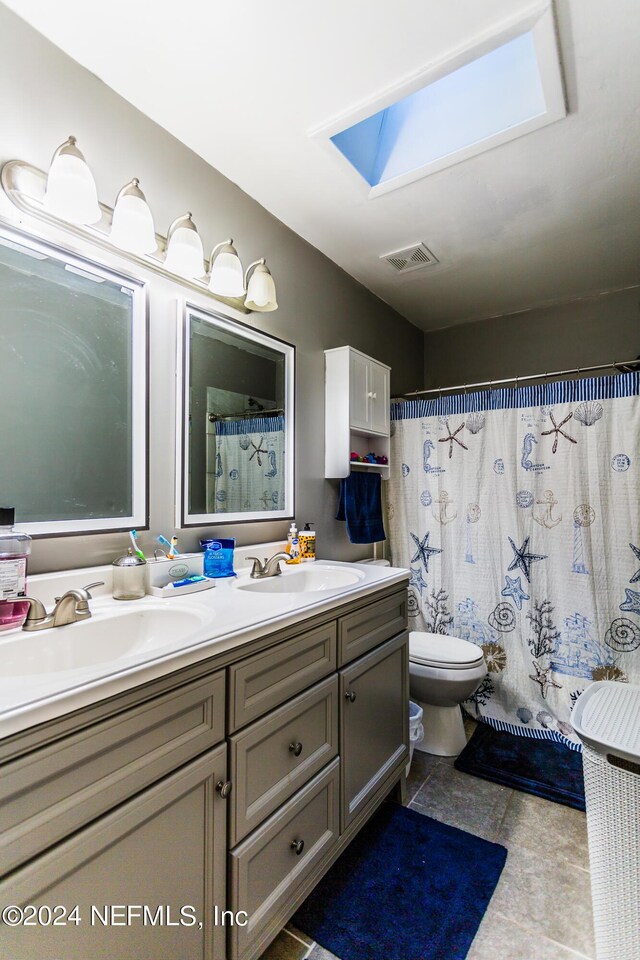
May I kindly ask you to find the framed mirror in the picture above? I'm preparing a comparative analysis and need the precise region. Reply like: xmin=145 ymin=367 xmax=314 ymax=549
xmin=0 ymin=224 xmax=147 ymax=536
xmin=178 ymin=303 xmax=295 ymax=525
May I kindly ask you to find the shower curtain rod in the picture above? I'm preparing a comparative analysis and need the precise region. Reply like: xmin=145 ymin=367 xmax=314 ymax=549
xmin=208 ymin=409 xmax=284 ymax=422
xmin=402 ymin=358 xmax=640 ymax=398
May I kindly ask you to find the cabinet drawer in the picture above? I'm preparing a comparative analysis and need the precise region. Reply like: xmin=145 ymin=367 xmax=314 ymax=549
xmin=229 ymin=759 xmax=339 ymax=960
xmin=229 ymin=675 xmax=339 ymax=845
xmin=0 ymin=671 xmax=225 ymax=875
xmin=229 ymin=621 xmax=337 ymax=731
xmin=338 ymin=589 xmax=407 ymax=665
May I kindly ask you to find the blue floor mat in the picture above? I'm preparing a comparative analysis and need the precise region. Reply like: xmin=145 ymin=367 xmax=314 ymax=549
xmin=454 ymin=722 xmax=585 ymax=811
xmin=293 ymin=801 xmax=507 ymax=960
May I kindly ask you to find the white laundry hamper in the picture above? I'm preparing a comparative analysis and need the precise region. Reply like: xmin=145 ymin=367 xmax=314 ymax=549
xmin=572 ymin=681 xmax=640 ymax=960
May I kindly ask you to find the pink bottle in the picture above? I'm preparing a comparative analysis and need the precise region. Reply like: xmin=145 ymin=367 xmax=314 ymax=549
xmin=0 ymin=507 xmax=31 ymax=632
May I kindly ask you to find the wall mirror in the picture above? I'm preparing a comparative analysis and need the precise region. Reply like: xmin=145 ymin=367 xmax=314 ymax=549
xmin=178 ymin=303 xmax=294 ymax=525
xmin=0 ymin=224 xmax=147 ymax=536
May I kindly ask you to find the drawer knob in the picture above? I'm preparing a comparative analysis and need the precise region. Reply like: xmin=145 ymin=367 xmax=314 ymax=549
xmin=216 ymin=780 xmax=233 ymax=799
xmin=290 ymin=839 xmax=305 ymax=855
xmin=289 ymin=741 xmax=303 ymax=757
xmin=345 ymin=690 xmax=357 ymax=702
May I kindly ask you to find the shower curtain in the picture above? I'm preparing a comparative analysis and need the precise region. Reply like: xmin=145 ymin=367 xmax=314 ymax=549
xmin=387 ymin=372 xmax=640 ymax=749
xmin=209 ymin=415 xmax=285 ymax=513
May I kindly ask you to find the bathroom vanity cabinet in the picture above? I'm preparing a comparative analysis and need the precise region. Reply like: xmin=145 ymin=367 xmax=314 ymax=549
xmin=0 ymin=584 xmax=408 ymax=960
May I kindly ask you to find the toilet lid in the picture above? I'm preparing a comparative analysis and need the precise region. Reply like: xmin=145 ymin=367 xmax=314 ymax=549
xmin=409 ymin=631 xmax=484 ymax=669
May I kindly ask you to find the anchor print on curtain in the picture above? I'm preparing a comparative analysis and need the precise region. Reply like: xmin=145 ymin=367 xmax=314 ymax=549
xmin=387 ymin=373 xmax=640 ymax=749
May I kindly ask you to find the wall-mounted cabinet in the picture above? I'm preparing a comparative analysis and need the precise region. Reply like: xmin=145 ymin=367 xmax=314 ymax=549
xmin=324 ymin=346 xmax=391 ymax=479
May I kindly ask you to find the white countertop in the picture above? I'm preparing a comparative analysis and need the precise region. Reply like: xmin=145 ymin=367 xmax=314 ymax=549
xmin=0 ymin=557 xmax=409 ymax=739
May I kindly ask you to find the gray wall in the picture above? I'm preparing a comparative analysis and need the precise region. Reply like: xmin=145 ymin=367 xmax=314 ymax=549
xmin=0 ymin=5 xmax=424 ymax=573
xmin=423 ymin=286 xmax=640 ymax=389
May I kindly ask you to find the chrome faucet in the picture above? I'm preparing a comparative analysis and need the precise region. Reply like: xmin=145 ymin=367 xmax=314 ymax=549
xmin=20 ymin=581 xmax=105 ymax=631
xmin=247 ymin=553 xmax=291 ymax=579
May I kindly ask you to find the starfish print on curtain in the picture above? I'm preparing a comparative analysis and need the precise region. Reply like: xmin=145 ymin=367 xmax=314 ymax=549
xmin=629 ymin=543 xmax=640 ymax=583
xmin=410 ymin=531 xmax=442 ymax=574
xmin=620 ymin=588 xmax=640 ymax=617
xmin=410 ymin=566 xmax=428 ymax=595
xmin=541 ymin=411 xmax=577 ymax=454
xmin=529 ymin=660 xmax=563 ymax=699
xmin=508 ymin=536 xmax=547 ymax=582
xmin=501 ymin=575 xmax=530 ymax=611
xmin=249 ymin=437 xmax=268 ymax=466
xmin=438 ymin=420 xmax=468 ymax=459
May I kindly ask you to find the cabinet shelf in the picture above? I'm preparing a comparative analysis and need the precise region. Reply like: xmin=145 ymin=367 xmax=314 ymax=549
xmin=349 ymin=461 xmax=390 ymax=472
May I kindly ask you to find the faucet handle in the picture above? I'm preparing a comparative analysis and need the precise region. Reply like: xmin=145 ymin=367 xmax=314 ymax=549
xmin=247 ymin=557 xmax=265 ymax=578
xmin=21 ymin=597 xmax=48 ymax=625
xmin=82 ymin=581 xmax=105 ymax=598
xmin=54 ymin=581 xmax=104 ymax=603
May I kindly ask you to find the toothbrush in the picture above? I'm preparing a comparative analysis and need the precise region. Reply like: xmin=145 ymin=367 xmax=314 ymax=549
xmin=156 ymin=535 xmax=180 ymax=558
xmin=129 ymin=529 xmax=146 ymax=561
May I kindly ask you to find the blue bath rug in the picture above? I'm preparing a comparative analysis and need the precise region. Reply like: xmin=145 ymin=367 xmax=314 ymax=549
xmin=293 ymin=802 xmax=506 ymax=960
xmin=454 ymin=722 xmax=585 ymax=811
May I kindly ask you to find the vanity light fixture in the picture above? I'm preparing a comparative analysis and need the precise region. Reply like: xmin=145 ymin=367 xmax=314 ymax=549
xmin=2 ymin=141 xmax=279 ymax=313
xmin=207 ymin=239 xmax=245 ymax=298
xmin=244 ymin=259 xmax=278 ymax=312
xmin=164 ymin=212 xmax=205 ymax=279
xmin=109 ymin=178 xmax=157 ymax=255
xmin=43 ymin=136 xmax=101 ymax=225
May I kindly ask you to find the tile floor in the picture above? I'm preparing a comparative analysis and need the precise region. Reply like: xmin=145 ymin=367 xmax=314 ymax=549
xmin=258 ymin=721 xmax=594 ymax=960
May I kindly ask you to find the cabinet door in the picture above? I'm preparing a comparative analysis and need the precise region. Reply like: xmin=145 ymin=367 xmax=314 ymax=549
xmin=368 ymin=361 xmax=390 ymax=436
xmin=340 ymin=633 xmax=409 ymax=830
xmin=349 ymin=350 xmax=370 ymax=431
xmin=0 ymin=745 xmax=228 ymax=960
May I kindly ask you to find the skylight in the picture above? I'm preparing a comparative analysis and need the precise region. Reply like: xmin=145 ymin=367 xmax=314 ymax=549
xmin=316 ymin=4 xmax=565 ymax=197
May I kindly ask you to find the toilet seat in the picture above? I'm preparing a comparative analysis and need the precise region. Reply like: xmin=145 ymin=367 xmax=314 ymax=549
xmin=409 ymin=631 xmax=484 ymax=670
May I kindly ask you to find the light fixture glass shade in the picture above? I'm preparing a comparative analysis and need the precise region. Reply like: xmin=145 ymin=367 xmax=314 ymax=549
xmin=244 ymin=260 xmax=278 ymax=311
xmin=110 ymin=179 xmax=156 ymax=255
xmin=43 ymin=136 xmax=101 ymax=225
xmin=164 ymin=213 xmax=204 ymax=278
xmin=208 ymin=240 xmax=245 ymax=297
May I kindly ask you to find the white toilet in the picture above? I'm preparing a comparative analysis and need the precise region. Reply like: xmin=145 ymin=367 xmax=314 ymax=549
xmin=409 ymin=631 xmax=487 ymax=757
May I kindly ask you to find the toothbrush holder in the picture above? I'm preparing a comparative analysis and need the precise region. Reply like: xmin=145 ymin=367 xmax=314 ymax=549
xmin=144 ymin=553 xmax=205 ymax=594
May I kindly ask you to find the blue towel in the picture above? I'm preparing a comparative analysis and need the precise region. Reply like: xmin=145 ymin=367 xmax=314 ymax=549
xmin=336 ymin=472 xmax=386 ymax=544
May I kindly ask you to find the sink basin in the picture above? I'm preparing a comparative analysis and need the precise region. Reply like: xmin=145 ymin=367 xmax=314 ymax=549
xmin=237 ymin=564 xmax=365 ymax=594
xmin=0 ymin=604 xmax=210 ymax=676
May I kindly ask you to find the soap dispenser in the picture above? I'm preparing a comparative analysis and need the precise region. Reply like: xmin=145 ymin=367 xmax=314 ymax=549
xmin=285 ymin=522 xmax=301 ymax=564
xmin=0 ymin=507 xmax=31 ymax=631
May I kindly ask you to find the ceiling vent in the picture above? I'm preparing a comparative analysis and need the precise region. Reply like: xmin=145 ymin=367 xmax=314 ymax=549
xmin=380 ymin=242 xmax=438 ymax=273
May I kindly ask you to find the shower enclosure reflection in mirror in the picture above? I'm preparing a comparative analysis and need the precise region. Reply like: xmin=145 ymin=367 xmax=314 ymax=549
xmin=176 ymin=302 xmax=295 ymax=526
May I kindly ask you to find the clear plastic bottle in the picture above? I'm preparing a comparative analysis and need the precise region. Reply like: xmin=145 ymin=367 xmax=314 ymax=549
xmin=0 ymin=507 xmax=31 ymax=632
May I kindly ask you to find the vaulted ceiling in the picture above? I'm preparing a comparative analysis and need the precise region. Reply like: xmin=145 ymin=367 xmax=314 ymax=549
xmin=4 ymin=0 xmax=640 ymax=331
